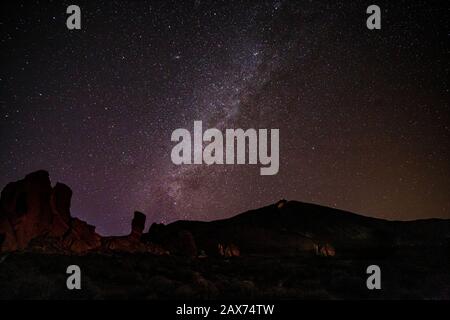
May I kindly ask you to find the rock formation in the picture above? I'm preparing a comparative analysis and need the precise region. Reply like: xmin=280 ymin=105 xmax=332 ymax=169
xmin=102 ymin=211 xmax=167 ymax=254
xmin=0 ymin=171 xmax=165 ymax=255
xmin=314 ymin=243 xmax=336 ymax=257
xmin=144 ymin=223 xmax=197 ymax=257
xmin=0 ymin=170 xmax=101 ymax=253
xmin=0 ymin=170 xmax=53 ymax=251
xmin=0 ymin=171 xmax=343 ymax=258
xmin=276 ymin=199 xmax=287 ymax=209
xmin=131 ymin=211 xmax=146 ymax=239
xmin=4 ymin=171 xmax=448 ymax=259
xmin=218 ymin=243 xmax=240 ymax=257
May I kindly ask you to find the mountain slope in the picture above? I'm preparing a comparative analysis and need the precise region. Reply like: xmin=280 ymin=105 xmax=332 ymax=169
xmin=144 ymin=200 xmax=450 ymax=257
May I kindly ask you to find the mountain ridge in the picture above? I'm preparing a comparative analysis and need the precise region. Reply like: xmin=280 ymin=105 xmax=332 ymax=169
xmin=1 ymin=171 xmax=449 ymax=258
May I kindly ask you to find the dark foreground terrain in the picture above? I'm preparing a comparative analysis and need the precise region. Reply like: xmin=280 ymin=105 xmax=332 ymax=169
xmin=1 ymin=171 xmax=449 ymax=299
xmin=0 ymin=246 xmax=448 ymax=300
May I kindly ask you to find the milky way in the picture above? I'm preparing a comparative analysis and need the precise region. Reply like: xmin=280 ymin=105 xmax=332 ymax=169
xmin=1 ymin=1 xmax=449 ymax=235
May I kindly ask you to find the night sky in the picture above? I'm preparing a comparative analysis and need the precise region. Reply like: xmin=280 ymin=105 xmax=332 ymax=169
xmin=1 ymin=0 xmax=449 ymax=235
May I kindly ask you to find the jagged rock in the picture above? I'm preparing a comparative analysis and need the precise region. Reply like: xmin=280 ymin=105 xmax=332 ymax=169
xmin=276 ymin=199 xmax=287 ymax=209
xmin=102 ymin=211 xmax=144 ymax=252
xmin=0 ymin=217 xmax=17 ymax=251
xmin=0 ymin=171 xmax=101 ymax=253
xmin=48 ymin=183 xmax=72 ymax=237
xmin=315 ymin=243 xmax=336 ymax=257
xmin=63 ymin=218 xmax=101 ymax=253
xmin=131 ymin=211 xmax=146 ymax=239
xmin=0 ymin=172 xmax=170 ymax=255
xmin=0 ymin=170 xmax=54 ymax=251
xmin=101 ymin=212 xmax=168 ymax=254
xmin=51 ymin=183 xmax=72 ymax=222
xmin=218 ymin=243 xmax=240 ymax=257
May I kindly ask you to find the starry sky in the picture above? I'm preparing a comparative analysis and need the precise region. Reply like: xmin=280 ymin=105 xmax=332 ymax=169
xmin=1 ymin=0 xmax=449 ymax=235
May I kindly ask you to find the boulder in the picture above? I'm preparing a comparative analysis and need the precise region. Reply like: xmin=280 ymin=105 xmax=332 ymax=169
xmin=315 ymin=243 xmax=336 ymax=257
xmin=218 ymin=243 xmax=240 ymax=257
xmin=276 ymin=199 xmax=288 ymax=209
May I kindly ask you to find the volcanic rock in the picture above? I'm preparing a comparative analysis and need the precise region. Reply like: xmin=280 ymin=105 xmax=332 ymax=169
xmin=218 ymin=243 xmax=240 ymax=257
xmin=0 ymin=171 xmax=101 ymax=253
xmin=131 ymin=211 xmax=146 ymax=239
xmin=315 ymin=243 xmax=336 ymax=257
xmin=145 ymin=223 xmax=197 ymax=257
xmin=63 ymin=218 xmax=101 ymax=253
xmin=102 ymin=211 xmax=167 ymax=254
xmin=0 ymin=170 xmax=55 ymax=251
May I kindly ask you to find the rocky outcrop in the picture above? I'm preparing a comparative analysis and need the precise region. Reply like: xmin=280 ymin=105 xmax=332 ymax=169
xmin=144 ymin=223 xmax=197 ymax=257
xmin=0 ymin=172 xmax=365 ymax=258
xmin=218 ymin=243 xmax=240 ymax=257
xmin=0 ymin=171 xmax=167 ymax=255
xmin=314 ymin=243 xmax=336 ymax=257
xmin=276 ymin=199 xmax=287 ymax=209
xmin=0 ymin=170 xmax=53 ymax=251
xmin=0 ymin=170 xmax=101 ymax=253
xmin=131 ymin=211 xmax=146 ymax=239
xmin=63 ymin=218 xmax=102 ymax=253
xmin=8 ymin=172 xmax=447 ymax=260
xmin=102 ymin=211 xmax=168 ymax=254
